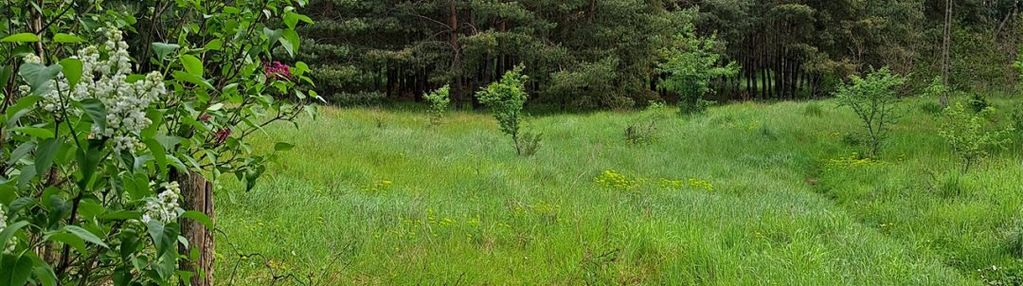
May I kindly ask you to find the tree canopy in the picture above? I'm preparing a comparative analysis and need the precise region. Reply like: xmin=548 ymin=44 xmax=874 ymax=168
xmin=301 ymin=0 xmax=1022 ymax=108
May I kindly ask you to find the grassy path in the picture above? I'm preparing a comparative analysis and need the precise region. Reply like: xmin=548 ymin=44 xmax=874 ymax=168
xmin=214 ymin=98 xmax=1021 ymax=285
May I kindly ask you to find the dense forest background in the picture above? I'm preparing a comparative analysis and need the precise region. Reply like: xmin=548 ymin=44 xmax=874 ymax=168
xmin=297 ymin=0 xmax=1022 ymax=109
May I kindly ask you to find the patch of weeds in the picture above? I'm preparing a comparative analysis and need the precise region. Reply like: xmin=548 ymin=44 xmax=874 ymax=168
xmin=928 ymin=172 xmax=965 ymax=198
xmin=658 ymin=178 xmax=714 ymax=192
xmin=709 ymin=114 xmax=737 ymax=125
xmin=626 ymin=121 xmax=658 ymax=145
xmin=758 ymin=124 xmax=778 ymax=140
xmin=626 ymin=101 xmax=668 ymax=145
xmin=1011 ymin=104 xmax=1023 ymax=135
xmin=515 ymin=130 xmax=543 ymax=157
xmin=578 ymin=247 xmax=621 ymax=285
xmin=596 ymin=170 xmax=638 ymax=191
xmin=1002 ymin=218 xmax=1023 ymax=259
xmin=362 ymin=179 xmax=394 ymax=193
xmin=686 ymin=178 xmax=714 ymax=192
xmin=920 ymin=101 xmax=945 ymax=116
xmin=724 ymin=118 xmax=762 ymax=131
xmin=841 ymin=133 xmax=863 ymax=147
xmin=977 ymin=263 xmax=1023 ymax=286
xmin=824 ymin=153 xmax=882 ymax=171
xmin=803 ymin=102 xmax=824 ymax=117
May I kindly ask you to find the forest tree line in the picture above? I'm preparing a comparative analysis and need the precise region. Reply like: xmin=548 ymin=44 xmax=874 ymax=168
xmin=298 ymin=0 xmax=1023 ymax=109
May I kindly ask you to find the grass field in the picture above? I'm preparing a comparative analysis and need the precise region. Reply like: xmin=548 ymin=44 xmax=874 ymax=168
xmin=212 ymin=96 xmax=1022 ymax=285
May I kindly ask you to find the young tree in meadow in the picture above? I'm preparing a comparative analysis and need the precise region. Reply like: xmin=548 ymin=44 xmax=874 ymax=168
xmin=476 ymin=66 xmax=540 ymax=156
xmin=939 ymin=102 xmax=1014 ymax=173
xmin=656 ymin=25 xmax=738 ymax=114
xmin=424 ymin=85 xmax=451 ymax=125
xmin=835 ymin=67 xmax=906 ymax=157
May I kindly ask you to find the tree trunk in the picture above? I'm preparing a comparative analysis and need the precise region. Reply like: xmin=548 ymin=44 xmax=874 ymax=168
xmin=940 ymin=0 xmax=953 ymax=106
xmin=449 ymin=0 xmax=464 ymax=107
xmin=177 ymin=171 xmax=215 ymax=286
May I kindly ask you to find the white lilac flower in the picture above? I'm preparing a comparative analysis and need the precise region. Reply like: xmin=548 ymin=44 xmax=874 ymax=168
xmin=0 ymin=205 xmax=7 ymax=231
xmin=142 ymin=181 xmax=184 ymax=224
xmin=22 ymin=27 xmax=167 ymax=153
xmin=0 ymin=205 xmax=13 ymax=253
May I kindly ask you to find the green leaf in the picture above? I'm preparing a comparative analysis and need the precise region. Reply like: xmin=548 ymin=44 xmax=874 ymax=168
xmin=151 ymin=42 xmax=180 ymax=61
xmin=79 ymin=99 xmax=107 ymax=131
xmin=181 ymin=211 xmax=214 ymax=229
xmin=122 ymin=172 xmax=151 ymax=201
xmin=10 ymin=127 xmax=53 ymax=139
xmin=155 ymin=247 xmax=176 ymax=279
xmin=7 ymin=142 xmax=34 ymax=165
xmin=284 ymin=12 xmax=300 ymax=30
xmin=17 ymin=167 xmax=36 ymax=190
xmin=63 ymin=225 xmax=108 ymax=248
xmin=32 ymin=261 xmax=58 ymax=286
xmin=52 ymin=33 xmax=83 ymax=43
xmin=245 ymin=165 xmax=266 ymax=192
xmin=204 ymin=39 xmax=223 ymax=51
xmin=273 ymin=142 xmax=294 ymax=151
xmin=78 ymin=199 xmax=105 ymax=219
xmin=144 ymin=138 xmax=167 ymax=175
xmin=0 ymin=65 xmax=13 ymax=91
xmin=46 ymin=232 xmax=87 ymax=254
xmin=99 ymin=210 xmax=140 ymax=221
xmin=263 ymin=28 xmax=282 ymax=45
xmin=166 ymin=155 xmax=188 ymax=173
xmin=2 ymin=254 xmax=33 ymax=286
xmin=173 ymin=71 xmax=214 ymax=90
xmin=141 ymin=109 xmax=165 ymax=138
xmin=297 ymin=14 xmax=314 ymax=25
xmin=34 ymin=138 xmax=60 ymax=174
xmin=180 ymin=54 xmax=203 ymax=77
xmin=293 ymin=61 xmax=309 ymax=77
xmin=146 ymin=220 xmax=165 ymax=250
xmin=1 ymin=32 xmax=39 ymax=43
xmin=125 ymin=74 xmax=145 ymax=83
xmin=279 ymin=29 xmax=300 ymax=57
xmin=0 ymin=221 xmax=29 ymax=252
xmin=206 ymin=103 xmax=224 ymax=111
xmin=5 ymin=96 xmax=40 ymax=127
xmin=154 ymin=135 xmax=182 ymax=150
xmin=18 ymin=63 xmax=62 ymax=93
xmin=75 ymin=140 xmax=104 ymax=191
xmin=59 ymin=58 xmax=83 ymax=88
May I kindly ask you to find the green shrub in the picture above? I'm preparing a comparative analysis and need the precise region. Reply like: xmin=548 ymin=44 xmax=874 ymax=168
xmin=922 ymin=76 xmax=950 ymax=99
xmin=424 ymin=85 xmax=451 ymax=125
xmin=476 ymin=66 xmax=540 ymax=156
xmin=1011 ymin=104 xmax=1023 ymax=134
xmin=938 ymin=102 xmax=1014 ymax=173
xmin=968 ymin=93 xmax=990 ymax=113
xmin=920 ymin=77 xmax=949 ymax=115
xmin=835 ymin=67 xmax=906 ymax=157
xmin=545 ymin=57 xmax=633 ymax=109
xmin=656 ymin=24 xmax=737 ymax=115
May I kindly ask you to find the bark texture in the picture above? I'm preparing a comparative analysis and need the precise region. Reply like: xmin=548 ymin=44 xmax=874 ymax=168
xmin=177 ymin=171 xmax=215 ymax=286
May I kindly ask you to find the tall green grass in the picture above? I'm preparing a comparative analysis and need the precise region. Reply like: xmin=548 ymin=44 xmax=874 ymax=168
xmin=214 ymin=96 xmax=1021 ymax=285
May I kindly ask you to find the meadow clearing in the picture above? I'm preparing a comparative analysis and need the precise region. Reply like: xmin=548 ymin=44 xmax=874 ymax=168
xmin=216 ymin=96 xmax=1022 ymax=285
